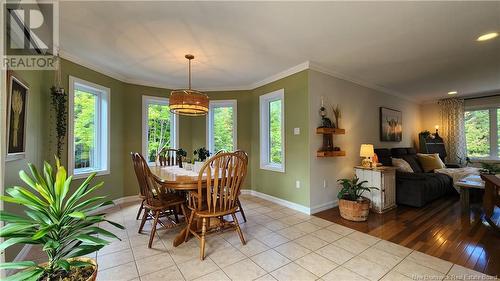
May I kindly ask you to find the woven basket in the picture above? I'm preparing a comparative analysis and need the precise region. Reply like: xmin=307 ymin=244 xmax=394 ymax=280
xmin=339 ymin=198 xmax=370 ymax=222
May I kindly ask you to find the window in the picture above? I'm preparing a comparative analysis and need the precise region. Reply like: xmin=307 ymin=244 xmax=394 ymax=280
xmin=142 ymin=96 xmax=178 ymax=163
xmin=68 ymin=76 xmax=110 ymax=178
xmin=207 ymin=100 xmax=237 ymax=153
xmin=260 ymin=89 xmax=285 ymax=172
xmin=465 ymin=107 xmax=499 ymax=159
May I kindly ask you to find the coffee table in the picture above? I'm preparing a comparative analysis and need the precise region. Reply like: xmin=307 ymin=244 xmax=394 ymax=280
xmin=455 ymin=175 xmax=484 ymax=210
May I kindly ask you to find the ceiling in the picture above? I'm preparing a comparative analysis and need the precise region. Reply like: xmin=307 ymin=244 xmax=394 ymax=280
xmin=59 ymin=1 xmax=500 ymax=102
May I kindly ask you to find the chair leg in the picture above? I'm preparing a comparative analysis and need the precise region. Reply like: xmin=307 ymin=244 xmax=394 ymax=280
xmin=173 ymin=207 xmax=180 ymax=223
xmin=148 ymin=211 xmax=160 ymax=248
xmin=139 ymin=208 xmax=148 ymax=233
xmin=237 ymin=198 xmax=247 ymax=223
xmin=136 ymin=200 xmax=144 ymax=220
xmin=200 ymin=217 xmax=207 ymax=260
xmin=232 ymin=213 xmax=246 ymax=245
xmin=184 ymin=210 xmax=195 ymax=242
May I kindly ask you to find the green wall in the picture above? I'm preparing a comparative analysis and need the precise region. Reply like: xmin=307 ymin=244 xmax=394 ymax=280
xmin=251 ymin=70 xmax=310 ymax=207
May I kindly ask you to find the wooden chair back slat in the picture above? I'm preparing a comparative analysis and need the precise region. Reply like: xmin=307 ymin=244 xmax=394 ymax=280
xmin=195 ymin=152 xmax=247 ymax=214
xmin=131 ymin=152 xmax=148 ymax=198
xmin=132 ymin=152 xmax=172 ymax=206
xmin=156 ymin=147 xmax=178 ymax=166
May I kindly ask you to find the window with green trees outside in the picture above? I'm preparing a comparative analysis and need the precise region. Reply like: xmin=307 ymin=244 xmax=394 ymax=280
xmin=464 ymin=107 xmax=500 ymax=159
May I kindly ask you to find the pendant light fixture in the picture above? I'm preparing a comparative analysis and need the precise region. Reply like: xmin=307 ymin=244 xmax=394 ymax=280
xmin=169 ymin=54 xmax=209 ymax=116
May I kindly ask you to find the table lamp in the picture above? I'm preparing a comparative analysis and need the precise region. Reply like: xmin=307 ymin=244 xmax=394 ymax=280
xmin=360 ymin=144 xmax=374 ymax=168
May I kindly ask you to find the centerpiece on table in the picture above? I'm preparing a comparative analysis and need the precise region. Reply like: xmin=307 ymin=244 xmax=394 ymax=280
xmin=337 ymin=176 xmax=378 ymax=222
xmin=193 ymin=147 xmax=210 ymax=173
xmin=0 ymin=158 xmax=124 ymax=281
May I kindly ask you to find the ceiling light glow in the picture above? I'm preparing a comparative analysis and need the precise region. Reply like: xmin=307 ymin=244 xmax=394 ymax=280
xmin=448 ymin=91 xmax=457 ymax=95
xmin=476 ymin=32 xmax=498 ymax=41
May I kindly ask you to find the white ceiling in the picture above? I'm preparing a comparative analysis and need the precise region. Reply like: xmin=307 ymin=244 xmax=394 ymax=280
xmin=59 ymin=1 xmax=500 ymax=102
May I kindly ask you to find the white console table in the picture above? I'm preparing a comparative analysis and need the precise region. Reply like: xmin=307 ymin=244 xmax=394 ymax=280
xmin=354 ymin=166 xmax=397 ymax=213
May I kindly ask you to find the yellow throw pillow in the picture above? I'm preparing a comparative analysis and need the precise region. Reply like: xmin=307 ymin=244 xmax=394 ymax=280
xmin=416 ymin=153 xmax=446 ymax=172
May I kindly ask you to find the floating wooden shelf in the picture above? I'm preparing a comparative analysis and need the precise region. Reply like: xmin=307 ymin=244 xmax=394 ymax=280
xmin=316 ymin=128 xmax=345 ymax=134
xmin=316 ymin=150 xmax=346 ymax=157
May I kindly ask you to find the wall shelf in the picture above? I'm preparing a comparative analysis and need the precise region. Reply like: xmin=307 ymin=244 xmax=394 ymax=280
xmin=316 ymin=128 xmax=345 ymax=134
xmin=317 ymin=150 xmax=346 ymax=157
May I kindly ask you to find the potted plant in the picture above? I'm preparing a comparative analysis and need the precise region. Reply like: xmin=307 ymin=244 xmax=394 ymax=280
xmin=193 ymin=147 xmax=210 ymax=172
xmin=0 ymin=159 xmax=124 ymax=281
xmin=337 ymin=177 xmax=378 ymax=222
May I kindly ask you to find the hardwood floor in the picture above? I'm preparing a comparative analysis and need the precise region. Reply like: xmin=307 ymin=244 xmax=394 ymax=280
xmin=314 ymin=195 xmax=500 ymax=276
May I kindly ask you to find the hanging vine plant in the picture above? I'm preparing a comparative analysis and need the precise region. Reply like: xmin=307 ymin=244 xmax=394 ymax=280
xmin=51 ymin=85 xmax=67 ymax=158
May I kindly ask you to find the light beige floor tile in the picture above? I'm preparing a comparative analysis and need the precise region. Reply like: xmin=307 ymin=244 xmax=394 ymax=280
xmin=135 ymin=252 xmax=175 ymax=276
xmin=209 ymin=246 xmax=247 ymax=268
xmin=347 ymin=231 xmax=380 ymax=246
xmin=343 ymin=256 xmax=391 ymax=281
xmin=98 ymin=249 xmax=134 ymax=270
xmin=98 ymin=239 xmax=131 ymax=256
xmin=279 ymin=216 xmax=304 ymax=226
xmin=315 ymin=244 xmax=355 ymax=265
xmin=264 ymin=220 xmax=289 ymax=231
xmin=97 ymin=261 xmax=139 ymax=281
xmin=131 ymin=243 xmax=167 ymax=259
xmin=308 ymin=217 xmax=333 ymax=227
xmin=169 ymin=245 xmax=201 ymax=264
xmin=222 ymin=258 xmax=267 ymax=281
xmin=293 ymin=222 xmax=322 ymax=233
xmin=406 ymin=251 xmax=453 ymax=274
xmin=395 ymin=259 xmax=445 ymax=280
xmin=254 ymin=274 xmax=278 ymax=281
xmin=293 ymin=213 xmax=311 ymax=220
xmin=333 ymin=237 xmax=371 ymax=254
xmin=372 ymin=239 xmax=413 ymax=258
xmin=193 ymin=269 xmax=230 ymax=281
xmin=257 ymin=232 xmax=290 ymax=247
xmin=267 ymin=211 xmax=288 ymax=220
xmin=275 ymin=241 xmax=312 ymax=260
xmin=177 ymin=257 xmax=219 ymax=280
xmin=380 ymin=270 xmax=414 ymax=281
xmin=326 ymin=223 xmax=355 ymax=236
xmin=359 ymin=246 xmax=403 ymax=268
xmin=276 ymin=226 xmax=307 ymax=240
xmin=270 ymin=262 xmax=318 ymax=281
xmin=246 ymin=225 xmax=273 ymax=237
xmin=251 ymin=249 xmax=291 ymax=272
xmin=295 ymin=252 xmax=339 ymax=277
xmin=310 ymin=228 xmax=343 ymax=243
xmin=139 ymin=265 xmax=185 ymax=281
xmin=322 ymin=266 xmax=369 ymax=281
xmin=235 ymin=238 xmax=270 ymax=257
xmin=445 ymin=264 xmax=493 ymax=280
xmin=294 ymin=234 xmax=330 ymax=251
xmin=203 ymin=236 xmax=233 ymax=254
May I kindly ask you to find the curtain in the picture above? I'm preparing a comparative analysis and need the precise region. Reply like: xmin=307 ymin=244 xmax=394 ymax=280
xmin=438 ymin=98 xmax=466 ymax=164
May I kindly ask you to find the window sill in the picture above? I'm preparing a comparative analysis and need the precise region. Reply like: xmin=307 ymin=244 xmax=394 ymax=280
xmin=73 ymin=169 xmax=110 ymax=179
xmin=260 ymin=163 xmax=285 ymax=173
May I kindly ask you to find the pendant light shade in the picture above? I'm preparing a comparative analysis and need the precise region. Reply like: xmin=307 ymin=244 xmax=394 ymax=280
xmin=169 ymin=54 xmax=209 ymax=116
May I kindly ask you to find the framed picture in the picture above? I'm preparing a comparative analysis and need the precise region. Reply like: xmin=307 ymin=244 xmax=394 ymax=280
xmin=6 ymin=71 xmax=29 ymax=161
xmin=380 ymin=107 xmax=402 ymax=142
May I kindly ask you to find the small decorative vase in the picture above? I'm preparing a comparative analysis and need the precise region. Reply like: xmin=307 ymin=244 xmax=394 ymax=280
xmin=193 ymin=161 xmax=205 ymax=173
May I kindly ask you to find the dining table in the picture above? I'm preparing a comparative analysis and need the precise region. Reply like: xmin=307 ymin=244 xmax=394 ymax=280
xmin=149 ymin=165 xmax=210 ymax=247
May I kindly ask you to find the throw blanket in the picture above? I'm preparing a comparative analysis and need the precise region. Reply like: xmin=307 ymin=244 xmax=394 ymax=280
xmin=435 ymin=167 xmax=480 ymax=193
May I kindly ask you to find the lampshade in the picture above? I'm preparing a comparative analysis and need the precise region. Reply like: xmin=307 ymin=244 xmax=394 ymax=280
xmin=360 ymin=144 xmax=374 ymax=158
xmin=169 ymin=54 xmax=209 ymax=116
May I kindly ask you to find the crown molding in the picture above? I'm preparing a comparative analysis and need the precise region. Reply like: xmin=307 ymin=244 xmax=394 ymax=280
xmin=59 ymin=50 xmax=129 ymax=82
xmin=308 ymin=61 xmax=418 ymax=103
xmin=249 ymin=61 xmax=310 ymax=89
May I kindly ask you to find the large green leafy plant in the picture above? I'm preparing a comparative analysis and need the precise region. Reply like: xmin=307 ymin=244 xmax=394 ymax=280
xmin=337 ymin=177 xmax=378 ymax=201
xmin=0 ymin=159 xmax=124 ymax=280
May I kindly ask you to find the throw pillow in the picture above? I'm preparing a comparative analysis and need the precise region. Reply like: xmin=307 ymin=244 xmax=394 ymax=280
xmin=416 ymin=153 xmax=446 ymax=172
xmin=392 ymin=158 xmax=414 ymax=172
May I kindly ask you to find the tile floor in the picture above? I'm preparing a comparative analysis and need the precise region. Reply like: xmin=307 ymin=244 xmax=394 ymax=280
xmin=22 ymin=195 xmax=496 ymax=281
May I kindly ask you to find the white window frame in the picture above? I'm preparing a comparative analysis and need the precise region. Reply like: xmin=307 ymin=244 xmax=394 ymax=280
xmin=68 ymin=76 xmax=110 ymax=179
xmin=259 ymin=89 xmax=285 ymax=172
xmin=142 ymin=95 xmax=179 ymax=164
xmin=465 ymin=105 xmax=500 ymax=160
xmin=206 ymin=100 xmax=238 ymax=154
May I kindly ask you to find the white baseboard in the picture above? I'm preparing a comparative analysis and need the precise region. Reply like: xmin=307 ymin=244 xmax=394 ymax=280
xmin=310 ymin=200 xmax=338 ymax=214
xmin=241 ymin=189 xmax=311 ymax=215
xmin=113 ymin=194 xmax=140 ymax=205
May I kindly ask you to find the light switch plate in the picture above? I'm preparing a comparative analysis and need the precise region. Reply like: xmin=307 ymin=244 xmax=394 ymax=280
xmin=294 ymin=128 xmax=300 ymax=135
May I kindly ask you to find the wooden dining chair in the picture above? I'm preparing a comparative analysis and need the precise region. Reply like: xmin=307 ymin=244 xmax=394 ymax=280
xmin=156 ymin=146 xmax=178 ymax=166
xmin=131 ymin=152 xmax=148 ymax=220
xmin=233 ymin=150 xmax=248 ymax=222
xmin=131 ymin=152 xmax=187 ymax=248
xmin=185 ymin=152 xmax=248 ymax=260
